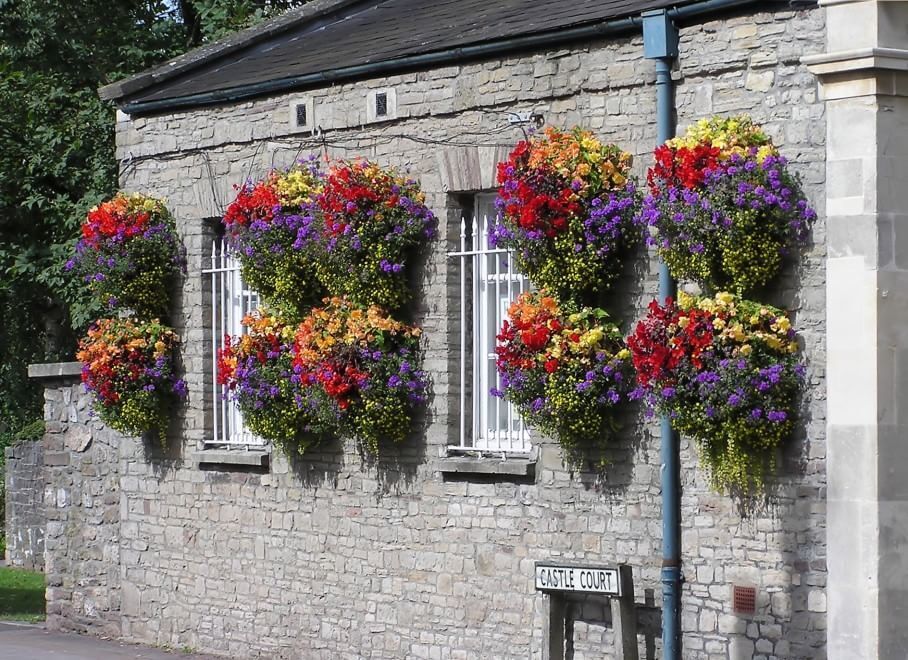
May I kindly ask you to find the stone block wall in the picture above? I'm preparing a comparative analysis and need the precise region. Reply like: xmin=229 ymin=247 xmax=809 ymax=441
xmin=39 ymin=4 xmax=828 ymax=659
xmin=39 ymin=369 xmax=122 ymax=638
xmin=4 ymin=439 xmax=45 ymax=570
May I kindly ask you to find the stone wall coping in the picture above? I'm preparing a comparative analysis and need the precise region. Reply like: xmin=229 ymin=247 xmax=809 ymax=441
xmin=803 ymin=46 xmax=908 ymax=74
xmin=28 ymin=361 xmax=82 ymax=381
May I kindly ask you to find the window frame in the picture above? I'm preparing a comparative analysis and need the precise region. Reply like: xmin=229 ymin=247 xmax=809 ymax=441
xmin=447 ymin=193 xmax=532 ymax=455
xmin=202 ymin=236 xmax=266 ymax=450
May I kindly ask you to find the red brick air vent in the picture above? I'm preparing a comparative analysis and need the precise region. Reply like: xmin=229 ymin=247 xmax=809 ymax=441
xmin=732 ymin=584 xmax=757 ymax=615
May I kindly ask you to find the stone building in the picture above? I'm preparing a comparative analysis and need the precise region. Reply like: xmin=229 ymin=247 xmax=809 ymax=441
xmin=17 ymin=0 xmax=908 ymax=657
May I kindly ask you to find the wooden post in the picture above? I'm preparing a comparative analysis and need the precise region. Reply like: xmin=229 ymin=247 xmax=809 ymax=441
xmin=611 ymin=564 xmax=639 ymax=660
xmin=543 ymin=593 xmax=566 ymax=660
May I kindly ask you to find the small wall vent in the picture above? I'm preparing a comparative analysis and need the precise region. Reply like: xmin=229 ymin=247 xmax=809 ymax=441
xmin=367 ymin=88 xmax=396 ymax=122
xmin=375 ymin=92 xmax=388 ymax=117
xmin=289 ymin=98 xmax=314 ymax=132
xmin=732 ymin=584 xmax=757 ymax=616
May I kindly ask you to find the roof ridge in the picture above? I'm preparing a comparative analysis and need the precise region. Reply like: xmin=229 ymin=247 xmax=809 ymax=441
xmin=99 ymin=0 xmax=364 ymax=102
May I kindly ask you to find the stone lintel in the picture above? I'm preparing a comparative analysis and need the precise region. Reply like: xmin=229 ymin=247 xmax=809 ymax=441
xmin=27 ymin=361 xmax=82 ymax=381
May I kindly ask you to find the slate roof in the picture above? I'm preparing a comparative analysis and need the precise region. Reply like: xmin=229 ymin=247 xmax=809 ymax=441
xmin=104 ymin=0 xmax=797 ymax=112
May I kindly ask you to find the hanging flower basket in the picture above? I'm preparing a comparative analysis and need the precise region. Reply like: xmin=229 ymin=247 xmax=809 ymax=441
xmin=492 ymin=127 xmax=641 ymax=303
xmin=493 ymin=291 xmax=633 ymax=462
xmin=222 ymin=158 xmax=325 ymax=318
xmin=627 ymin=291 xmax=805 ymax=494
xmin=292 ymin=297 xmax=428 ymax=455
xmin=315 ymin=160 xmax=437 ymax=310
xmin=67 ymin=193 xmax=184 ymax=319
xmin=639 ymin=115 xmax=816 ymax=295
xmin=77 ymin=317 xmax=186 ymax=440
xmin=217 ymin=310 xmax=332 ymax=454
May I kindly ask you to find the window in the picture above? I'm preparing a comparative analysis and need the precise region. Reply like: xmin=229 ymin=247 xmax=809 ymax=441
xmin=203 ymin=237 xmax=265 ymax=448
xmin=448 ymin=194 xmax=532 ymax=454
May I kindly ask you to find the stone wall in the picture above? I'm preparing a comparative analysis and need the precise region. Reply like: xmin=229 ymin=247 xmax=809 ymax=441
xmin=4 ymin=439 xmax=45 ymax=570
xmin=38 ymin=367 xmax=122 ymax=638
xmin=43 ymin=4 xmax=828 ymax=659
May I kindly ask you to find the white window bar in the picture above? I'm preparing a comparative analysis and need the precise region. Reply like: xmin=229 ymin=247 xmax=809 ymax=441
xmin=202 ymin=238 xmax=266 ymax=448
xmin=447 ymin=195 xmax=532 ymax=453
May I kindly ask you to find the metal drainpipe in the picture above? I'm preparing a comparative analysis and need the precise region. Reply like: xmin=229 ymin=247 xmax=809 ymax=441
xmin=642 ymin=10 xmax=681 ymax=660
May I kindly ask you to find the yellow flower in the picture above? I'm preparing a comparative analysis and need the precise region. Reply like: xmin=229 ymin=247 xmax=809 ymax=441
xmin=740 ymin=344 xmax=752 ymax=356
xmin=715 ymin=291 xmax=734 ymax=306
xmin=677 ymin=316 xmax=690 ymax=329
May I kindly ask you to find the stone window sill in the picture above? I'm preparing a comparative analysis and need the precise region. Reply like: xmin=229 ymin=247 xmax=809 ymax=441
xmin=438 ymin=453 xmax=536 ymax=478
xmin=192 ymin=448 xmax=270 ymax=469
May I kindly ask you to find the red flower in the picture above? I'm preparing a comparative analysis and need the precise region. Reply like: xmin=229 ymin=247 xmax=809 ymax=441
xmin=647 ymin=145 xmax=721 ymax=193
xmin=223 ymin=181 xmax=279 ymax=228
xmin=627 ymin=298 xmax=722 ymax=389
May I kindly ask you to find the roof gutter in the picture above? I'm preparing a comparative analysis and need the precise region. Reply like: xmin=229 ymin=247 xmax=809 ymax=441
xmin=119 ymin=0 xmax=770 ymax=116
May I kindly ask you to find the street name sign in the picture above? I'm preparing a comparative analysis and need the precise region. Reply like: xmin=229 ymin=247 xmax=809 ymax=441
xmin=534 ymin=562 xmax=622 ymax=596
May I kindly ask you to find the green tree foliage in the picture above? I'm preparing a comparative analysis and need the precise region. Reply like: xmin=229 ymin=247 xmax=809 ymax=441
xmin=0 ymin=0 xmax=306 ymax=452
xmin=179 ymin=1 xmax=304 ymax=44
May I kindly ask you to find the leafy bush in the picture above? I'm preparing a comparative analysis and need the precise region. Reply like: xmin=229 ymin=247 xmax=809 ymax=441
xmin=67 ymin=193 xmax=184 ymax=318
xmin=315 ymin=160 xmax=436 ymax=310
xmin=492 ymin=127 xmax=640 ymax=302
xmin=627 ymin=291 xmax=804 ymax=494
xmin=77 ymin=317 xmax=186 ymax=440
xmin=217 ymin=310 xmax=333 ymax=453
xmin=293 ymin=298 xmax=428 ymax=455
xmin=494 ymin=292 xmax=633 ymax=461
xmin=222 ymin=160 xmax=325 ymax=318
xmin=639 ymin=116 xmax=816 ymax=295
